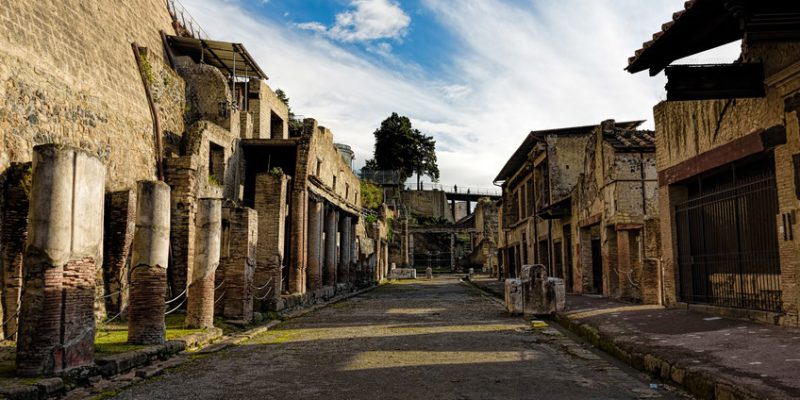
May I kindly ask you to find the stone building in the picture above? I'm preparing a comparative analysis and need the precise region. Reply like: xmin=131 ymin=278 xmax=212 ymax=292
xmin=466 ymin=198 xmax=500 ymax=275
xmin=628 ymin=1 xmax=800 ymax=325
xmin=494 ymin=120 xmax=659 ymax=303
xmin=572 ymin=121 xmax=659 ymax=304
xmin=0 ymin=0 xmax=386 ymax=375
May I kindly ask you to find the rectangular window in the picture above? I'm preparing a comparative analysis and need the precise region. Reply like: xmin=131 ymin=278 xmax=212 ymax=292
xmin=209 ymin=142 xmax=225 ymax=186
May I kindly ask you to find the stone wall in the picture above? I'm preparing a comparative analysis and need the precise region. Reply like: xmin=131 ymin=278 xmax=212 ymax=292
xmin=655 ymin=40 xmax=800 ymax=325
xmin=0 ymin=0 xmax=179 ymax=191
xmin=401 ymin=190 xmax=451 ymax=222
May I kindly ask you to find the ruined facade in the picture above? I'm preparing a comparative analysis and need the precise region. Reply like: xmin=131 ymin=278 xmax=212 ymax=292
xmin=495 ymin=121 xmax=660 ymax=304
xmin=466 ymin=198 xmax=499 ymax=275
xmin=628 ymin=1 xmax=800 ymax=325
xmin=0 ymin=0 xmax=387 ymax=376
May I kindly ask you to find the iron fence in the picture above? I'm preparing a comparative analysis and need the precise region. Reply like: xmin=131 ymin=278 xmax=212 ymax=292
xmin=676 ymin=171 xmax=782 ymax=312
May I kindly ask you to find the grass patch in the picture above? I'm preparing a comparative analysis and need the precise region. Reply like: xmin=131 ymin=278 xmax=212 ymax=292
xmin=95 ymin=313 xmax=219 ymax=354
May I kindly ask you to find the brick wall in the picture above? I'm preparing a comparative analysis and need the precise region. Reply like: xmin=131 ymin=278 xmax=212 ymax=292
xmin=1 ymin=163 xmax=30 ymax=338
xmin=102 ymin=190 xmax=136 ymax=317
xmin=254 ymin=173 xmax=289 ymax=309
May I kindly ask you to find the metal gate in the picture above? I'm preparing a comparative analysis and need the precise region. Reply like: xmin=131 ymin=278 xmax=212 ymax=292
xmin=675 ymin=155 xmax=781 ymax=312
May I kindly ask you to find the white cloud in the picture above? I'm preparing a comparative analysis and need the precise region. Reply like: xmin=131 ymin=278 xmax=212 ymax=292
xmin=298 ymin=0 xmax=410 ymax=42
xmin=181 ymin=0 xmax=741 ymax=189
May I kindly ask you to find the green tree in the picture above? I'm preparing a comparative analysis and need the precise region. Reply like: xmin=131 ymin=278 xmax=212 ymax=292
xmin=275 ymin=88 xmax=303 ymax=133
xmin=368 ymin=113 xmax=440 ymax=189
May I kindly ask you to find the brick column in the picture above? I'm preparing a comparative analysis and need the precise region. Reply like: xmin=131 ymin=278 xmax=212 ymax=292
xmin=306 ymin=199 xmax=323 ymax=291
xmin=127 ymin=181 xmax=170 ymax=345
xmin=323 ymin=205 xmax=338 ymax=286
xmin=254 ymin=173 xmax=289 ymax=309
xmin=164 ymin=156 xmax=198 ymax=296
xmin=102 ymin=190 xmax=136 ymax=320
xmin=186 ymin=198 xmax=222 ymax=329
xmin=338 ymin=214 xmax=352 ymax=284
xmin=289 ymin=187 xmax=308 ymax=294
xmin=1 ymin=163 xmax=30 ymax=340
xmin=16 ymin=145 xmax=105 ymax=376
xmin=220 ymin=205 xmax=257 ymax=322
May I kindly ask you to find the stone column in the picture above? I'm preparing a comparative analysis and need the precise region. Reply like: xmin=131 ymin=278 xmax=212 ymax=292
xmin=1 ymin=163 xmax=30 ymax=340
xmin=186 ymin=198 xmax=222 ymax=329
xmin=16 ymin=145 xmax=105 ymax=376
xmin=323 ymin=206 xmax=338 ymax=286
xmin=306 ymin=199 xmax=323 ymax=291
xmin=127 ymin=181 xmax=170 ymax=345
xmin=401 ymin=218 xmax=409 ymax=267
xmin=289 ymin=188 xmax=308 ymax=294
xmin=409 ymin=234 xmax=415 ymax=267
xmin=338 ymin=214 xmax=352 ymax=284
xmin=221 ymin=205 xmax=257 ymax=322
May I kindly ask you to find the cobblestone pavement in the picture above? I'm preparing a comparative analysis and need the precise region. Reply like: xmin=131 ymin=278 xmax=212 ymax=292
xmin=113 ymin=276 xmax=687 ymax=400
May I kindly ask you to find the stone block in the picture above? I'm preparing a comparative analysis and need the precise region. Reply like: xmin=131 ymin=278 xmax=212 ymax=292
xmin=389 ymin=268 xmax=416 ymax=279
xmin=505 ymin=278 xmax=523 ymax=315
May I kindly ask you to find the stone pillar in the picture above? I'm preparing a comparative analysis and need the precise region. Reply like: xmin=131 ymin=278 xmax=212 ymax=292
xmin=1 ymin=163 xmax=30 ymax=340
xmin=127 ymin=181 xmax=170 ymax=345
xmin=254 ymin=173 xmax=289 ymax=309
xmin=306 ymin=199 xmax=323 ymax=291
xmin=323 ymin=206 xmax=338 ymax=286
xmin=401 ymin=217 xmax=410 ymax=267
xmin=221 ymin=205 xmax=257 ymax=322
xmin=16 ymin=145 xmax=105 ymax=376
xmin=409 ymin=233 xmax=415 ymax=268
xmin=450 ymin=233 xmax=456 ymax=272
xmin=338 ymin=215 xmax=352 ymax=284
xmin=186 ymin=198 xmax=222 ymax=329
xmin=289 ymin=187 xmax=308 ymax=294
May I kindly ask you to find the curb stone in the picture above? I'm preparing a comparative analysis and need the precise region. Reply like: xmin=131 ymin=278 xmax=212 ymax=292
xmin=554 ymin=314 xmax=767 ymax=400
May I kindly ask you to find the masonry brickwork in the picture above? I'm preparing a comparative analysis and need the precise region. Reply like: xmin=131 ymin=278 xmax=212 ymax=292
xmin=654 ymin=40 xmax=800 ymax=326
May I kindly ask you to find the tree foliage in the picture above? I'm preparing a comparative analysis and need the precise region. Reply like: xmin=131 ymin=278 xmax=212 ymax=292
xmin=360 ymin=180 xmax=383 ymax=210
xmin=365 ymin=113 xmax=440 ymax=187
xmin=275 ymin=88 xmax=303 ymax=134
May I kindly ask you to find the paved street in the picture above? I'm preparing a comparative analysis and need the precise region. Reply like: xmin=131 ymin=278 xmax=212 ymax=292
xmin=114 ymin=276 xmax=685 ymax=400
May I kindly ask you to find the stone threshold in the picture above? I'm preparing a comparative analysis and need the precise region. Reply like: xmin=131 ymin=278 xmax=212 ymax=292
xmin=0 ymin=282 xmax=385 ymax=400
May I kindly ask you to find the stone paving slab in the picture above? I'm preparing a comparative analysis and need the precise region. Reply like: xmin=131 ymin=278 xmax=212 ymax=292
xmin=469 ymin=277 xmax=800 ymax=399
xmin=110 ymin=276 xmax=685 ymax=400
xmin=555 ymin=295 xmax=800 ymax=400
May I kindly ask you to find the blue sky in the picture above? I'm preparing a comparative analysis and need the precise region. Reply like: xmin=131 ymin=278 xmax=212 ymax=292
xmin=185 ymin=0 xmax=741 ymax=188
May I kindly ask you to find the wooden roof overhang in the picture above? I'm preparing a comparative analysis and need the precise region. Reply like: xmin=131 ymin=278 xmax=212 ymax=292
xmin=627 ymin=0 xmax=800 ymax=76
xmin=166 ymin=35 xmax=268 ymax=80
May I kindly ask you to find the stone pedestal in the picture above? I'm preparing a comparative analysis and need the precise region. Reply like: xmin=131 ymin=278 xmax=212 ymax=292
xmin=186 ymin=198 xmax=222 ymax=329
xmin=127 ymin=181 xmax=170 ymax=345
xmin=426 ymin=267 xmax=433 ymax=280
xmin=16 ymin=145 xmax=105 ymax=376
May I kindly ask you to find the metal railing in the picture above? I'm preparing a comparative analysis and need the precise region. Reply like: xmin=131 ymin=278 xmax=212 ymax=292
xmin=166 ymin=0 xmax=209 ymax=39
xmin=411 ymin=182 xmax=501 ymax=197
